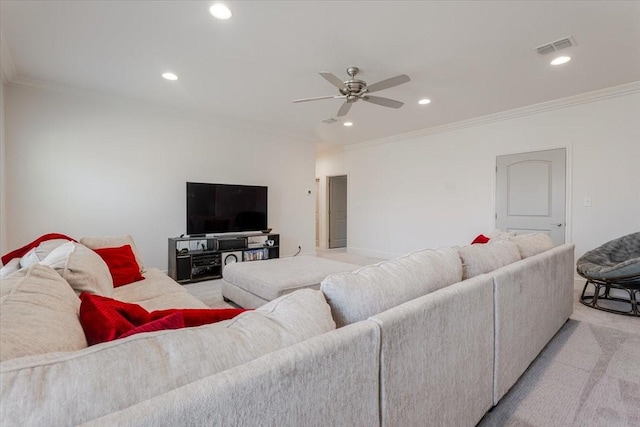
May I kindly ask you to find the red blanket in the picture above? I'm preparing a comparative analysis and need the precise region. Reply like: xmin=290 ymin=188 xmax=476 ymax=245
xmin=1 ymin=233 xmax=77 ymax=265
xmin=79 ymin=293 xmax=248 ymax=345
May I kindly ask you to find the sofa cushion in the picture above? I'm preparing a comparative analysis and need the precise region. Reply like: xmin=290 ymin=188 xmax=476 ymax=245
xmin=0 ymin=264 xmax=87 ymax=362
xmin=0 ymin=289 xmax=335 ymax=425
xmin=511 ymin=233 xmax=554 ymax=258
xmin=458 ymin=240 xmax=522 ymax=280
xmin=51 ymin=242 xmax=114 ymax=297
xmin=93 ymin=244 xmax=144 ymax=287
xmin=321 ymin=247 xmax=463 ymax=327
xmin=80 ymin=234 xmax=145 ymax=272
xmin=112 ymin=268 xmax=208 ymax=310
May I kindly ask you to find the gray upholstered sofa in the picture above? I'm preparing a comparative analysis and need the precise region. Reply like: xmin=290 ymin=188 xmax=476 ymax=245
xmin=0 ymin=233 xmax=574 ymax=426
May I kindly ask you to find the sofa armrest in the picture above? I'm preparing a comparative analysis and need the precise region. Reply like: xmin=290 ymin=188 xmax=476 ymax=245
xmin=82 ymin=321 xmax=381 ymax=427
xmin=492 ymin=243 xmax=575 ymax=404
xmin=370 ymin=274 xmax=494 ymax=427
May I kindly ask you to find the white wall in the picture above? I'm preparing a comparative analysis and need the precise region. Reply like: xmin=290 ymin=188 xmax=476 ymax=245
xmin=317 ymin=88 xmax=640 ymax=261
xmin=4 ymin=84 xmax=316 ymax=269
xmin=0 ymin=81 xmax=6 ymax=255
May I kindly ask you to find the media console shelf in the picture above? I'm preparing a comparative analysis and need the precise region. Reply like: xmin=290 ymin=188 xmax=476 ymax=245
xmin=168 ymin=233 xmax=279 ymax=283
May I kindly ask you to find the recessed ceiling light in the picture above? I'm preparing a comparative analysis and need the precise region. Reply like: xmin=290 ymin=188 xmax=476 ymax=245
xmin=162 ymin=72 xmax=178 ymax=81
xmin=418 ymin=98 xmax=431 ymax=105
xmin=210 ymin=3 xmax=232 ymax=20
xmin=343 ymin=122 xmax=353 ymax=127
xmin=550 ymin=56 xmax=571 ymax=66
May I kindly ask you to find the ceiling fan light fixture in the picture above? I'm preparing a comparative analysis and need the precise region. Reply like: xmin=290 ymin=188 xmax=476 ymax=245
xmin=418 ymin=98 xmax=431 ymax=105
xmin=550 ymin=56 xmax=571 ymax=66
xmin=162 ymin=72 xmax=178 ymax=81
xmin=343 ymin=121 xmax=353 ymax=127
xmin=209 ymin=3 xmax=232 ymax=20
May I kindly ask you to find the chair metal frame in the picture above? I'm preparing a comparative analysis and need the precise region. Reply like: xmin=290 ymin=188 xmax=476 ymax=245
xmin=579 ymin=272 xmax=640 ymax=317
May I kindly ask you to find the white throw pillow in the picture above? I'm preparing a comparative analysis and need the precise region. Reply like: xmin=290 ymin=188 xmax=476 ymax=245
xmin=0 ymin=264 xmax=88 ymax=362
xmin=19 ymin=239 xmax=71 ymax=268
xmin=458 ymin=240 xmax=522 ymax=280
xmin=40 ymin=241 xmax=76 ymax=270
xmin=511 ymin=233 xmax=554 ymax=258
xmin=0 ymin=258 xmax=21 ymax=279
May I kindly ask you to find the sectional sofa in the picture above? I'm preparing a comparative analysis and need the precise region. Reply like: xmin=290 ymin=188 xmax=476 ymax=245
xmin=0 ymin=233 xmax=574 ymax=426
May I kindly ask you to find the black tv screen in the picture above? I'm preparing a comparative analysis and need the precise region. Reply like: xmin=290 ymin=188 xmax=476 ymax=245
xmin=187 ymin=182 xmax=267 ymax=235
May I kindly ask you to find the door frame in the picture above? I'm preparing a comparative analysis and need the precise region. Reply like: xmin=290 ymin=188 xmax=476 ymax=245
xmin=327 ymin=174 xmax=348 ymax=249
xmin=493 ymin=145 xmax=572 ymax=244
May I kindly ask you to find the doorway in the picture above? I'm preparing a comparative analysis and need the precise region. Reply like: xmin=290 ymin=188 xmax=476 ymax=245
xmin=496 ymin=148 xmax=566 ymax=245
xmin=328 ymin=175 xmax=347 ymax=249
xmin=315 ymin=178 xmax=320 ymax=248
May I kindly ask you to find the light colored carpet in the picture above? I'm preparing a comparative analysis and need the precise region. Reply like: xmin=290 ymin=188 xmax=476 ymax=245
xmin=184 ymin=254 xmax=640 ymax=426
xmin=479 ymin=319 xmax=640 ymax=426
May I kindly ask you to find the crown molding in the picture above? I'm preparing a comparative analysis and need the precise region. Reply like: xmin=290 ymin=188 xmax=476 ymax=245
xmin=0 ymin=35 xmax=18 ymax=84
xmin=6 ymin=75 xmax=317 ymax=145
xmin=345 ymin=81 xmax=640 ymax=153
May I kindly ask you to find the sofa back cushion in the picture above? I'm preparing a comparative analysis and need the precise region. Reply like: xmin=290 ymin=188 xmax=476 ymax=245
xmin=80 ymin=234 xmax=145 ymax=272
xmin=458 ymin=240 xmax=522 ymax=280
xmin=0 ymin=289 xmax=335 ymax=425
xmin=511 ymin=233 xmax=554 ymax=258
xmin=321 ymin=247 xmax=463 ymax=327
xmin=50 ymin=242 xmax=114 ymax=296
xmin=0 ymin=264 xmax=87 ymax=362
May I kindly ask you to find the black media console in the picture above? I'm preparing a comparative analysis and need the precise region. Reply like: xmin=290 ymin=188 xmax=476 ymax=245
xmin=168 ymin=233 xmax=279 ymax=283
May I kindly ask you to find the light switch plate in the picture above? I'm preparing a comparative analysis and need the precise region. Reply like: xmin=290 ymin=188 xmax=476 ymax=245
xmin=583 ymin=197 xmax=592 ymax=207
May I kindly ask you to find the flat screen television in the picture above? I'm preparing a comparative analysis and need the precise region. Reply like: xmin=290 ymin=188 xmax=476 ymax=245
xmin=186 ymin=182 xmax=268 ymax=235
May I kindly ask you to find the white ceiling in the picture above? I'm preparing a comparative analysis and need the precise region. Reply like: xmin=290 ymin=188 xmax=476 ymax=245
xmin=1 ymin=1 xmax=639 ymax=152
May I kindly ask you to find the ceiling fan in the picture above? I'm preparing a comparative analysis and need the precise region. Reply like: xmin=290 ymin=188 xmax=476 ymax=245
xmin=293 ymin=66 xmax=410 ymax=117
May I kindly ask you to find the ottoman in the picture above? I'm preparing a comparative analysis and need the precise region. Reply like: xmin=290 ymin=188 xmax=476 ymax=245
xmin=221 ymin=255 xmax=360 ymax=308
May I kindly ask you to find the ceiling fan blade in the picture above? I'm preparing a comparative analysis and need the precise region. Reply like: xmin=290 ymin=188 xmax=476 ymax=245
xmin=366 ymin=74 xmax=410 ymax=93
xmin=292 ymin=95 xmax=345 ymax=103
xmin=319 ymin=72 xmax=345 ymax=89
xmin=362 ymin=95 xmax=404 ymax=109
xmin=337 ymin=101 xmax=352 ymax=117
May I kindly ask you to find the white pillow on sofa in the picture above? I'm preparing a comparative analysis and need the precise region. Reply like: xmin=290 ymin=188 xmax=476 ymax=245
xmin=458 ymin=240 xmax=522 ymax=280
xmin=19 ymin=239 xmax=70 ymax=268
xmin=511 ymin=233 xmax=554 ymax=258
xmin=0 ymin=264 xmax=88 ymax=362
xmin=58 ymin=243 xmax=114 ymax=296
xmin=0 ymin=258 xmax=21 ymax=279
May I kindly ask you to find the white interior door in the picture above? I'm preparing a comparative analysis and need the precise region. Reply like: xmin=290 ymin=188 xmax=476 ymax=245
xmin=328 ymin=175 xmax=347 ymax=249
xmin=496 ymin=149 xmax=566 ymax=245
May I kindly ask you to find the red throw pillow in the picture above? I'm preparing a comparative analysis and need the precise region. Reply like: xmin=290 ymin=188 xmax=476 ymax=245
xmin=79 ymin=293 xmax=249 ymax=346
xmin=471 ymin=234 xmax=491 ymax=244
xmin=93 ymin=244 xmax=144 ymax=287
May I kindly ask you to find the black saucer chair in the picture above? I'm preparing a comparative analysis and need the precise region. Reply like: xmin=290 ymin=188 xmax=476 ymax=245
xmin=577 ymin=232 xmax=640 ymax=317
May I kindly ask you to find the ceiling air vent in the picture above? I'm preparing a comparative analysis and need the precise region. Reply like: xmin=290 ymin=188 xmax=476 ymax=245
xmin=322 ymin=118 xmax=338 ymax=124
xmin=535 ymin=36 xmax=576 ymax=56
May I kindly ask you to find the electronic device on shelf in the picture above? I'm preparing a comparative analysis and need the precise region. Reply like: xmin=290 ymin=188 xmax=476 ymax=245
xmin=168 ymin=233 xmax=279 ymax=283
